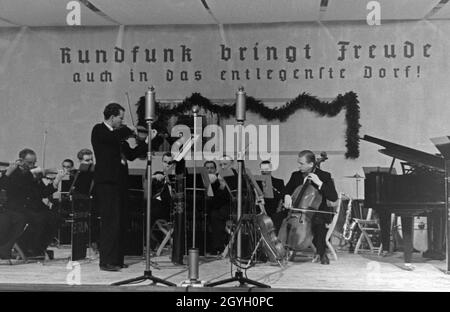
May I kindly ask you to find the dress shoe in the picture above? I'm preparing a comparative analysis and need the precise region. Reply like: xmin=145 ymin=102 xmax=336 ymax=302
xmin=320 ymin=254 xmax=330 ymax=265
xmin=311 ymin=254 xmax=320 ymax=263
xmin=100 ymin=264 xmax=121 ymax=272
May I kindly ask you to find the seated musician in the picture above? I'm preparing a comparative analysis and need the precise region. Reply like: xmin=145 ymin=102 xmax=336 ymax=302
xmin=2 ymin=149 xmax=65 ymax=258
xmin=207 ymin=155 xmax=238 ymax=255
xmin=0 ymin=163 xmax=27 ymax=260
xmin=284 ymin=150 xmax=338 ymax=265
xmin=76 ymin=148 xmax=98 ymax=253
xmin=61 ymin=159 xmax=74 ymax=173
xmin=77 ymin=148 xmax=94 ymax=166
xmin=149 ymin=152 xmax=175 ymax=248
xmin=259 ymin=160 xmax=286 ymax=233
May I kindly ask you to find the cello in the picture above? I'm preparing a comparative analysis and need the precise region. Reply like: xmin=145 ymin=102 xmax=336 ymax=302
xmin=245 ymin=169 xmax=287 ymax=263
xmin=278 ymin=152 xmax=328 ymax=252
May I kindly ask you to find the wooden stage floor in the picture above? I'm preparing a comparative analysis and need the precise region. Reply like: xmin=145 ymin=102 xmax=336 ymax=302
xmin=0 ymin=247 xmax=450 ymax=292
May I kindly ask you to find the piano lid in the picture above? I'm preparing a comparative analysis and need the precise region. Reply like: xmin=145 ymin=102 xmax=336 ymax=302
xmin=362 ymin=135 xmax=444 ymax=172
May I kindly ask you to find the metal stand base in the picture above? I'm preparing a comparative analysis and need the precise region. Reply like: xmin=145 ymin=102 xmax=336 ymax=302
xmin=111 ymin=270 xmax=176 ymax=286
xmin=205 ymin=271 xmax=270 ymax=288
xmin=180 ymin=279 xmax=206 ymax=287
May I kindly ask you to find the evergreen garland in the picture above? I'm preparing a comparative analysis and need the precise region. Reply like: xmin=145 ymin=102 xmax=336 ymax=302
xmin=136 ymin=91 xmax=360 ymax=158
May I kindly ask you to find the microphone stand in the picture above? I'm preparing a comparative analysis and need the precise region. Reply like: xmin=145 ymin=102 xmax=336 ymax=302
xmin=181 ymin=106 xmax=205 ymax=287
xmin=206 ymin=87 xmax=269 ymax=288
xmin=112 ymin=87 xmax=176 ymax=287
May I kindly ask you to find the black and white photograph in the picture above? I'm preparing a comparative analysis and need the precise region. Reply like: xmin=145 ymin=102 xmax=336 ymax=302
xmin=0 ymin=0 xmax=449 ymax=297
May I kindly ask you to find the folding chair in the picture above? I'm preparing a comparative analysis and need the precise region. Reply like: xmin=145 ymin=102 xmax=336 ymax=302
xmin=151 ymin=219 xmax=173 ymax=256
xmin=326 ymin=193 xmax=348 ymax=260
xmin=353 ymin=208 xmax=383 ymax=255
xmin=330 ymin=194 xmax=351 ymax=249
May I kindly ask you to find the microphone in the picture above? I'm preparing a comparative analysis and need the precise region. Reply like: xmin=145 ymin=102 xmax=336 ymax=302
xmin=145 ymin=86 xmax=156 ymax=121
xmin=236 ymin=86 xmax=246 ymax=122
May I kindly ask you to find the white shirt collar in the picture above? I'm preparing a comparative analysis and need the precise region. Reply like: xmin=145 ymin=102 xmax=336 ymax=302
xmin=103 ymin=121 xmax=113 ymax=132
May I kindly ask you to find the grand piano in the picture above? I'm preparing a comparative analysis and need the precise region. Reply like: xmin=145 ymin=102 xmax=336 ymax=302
xmin=362 ymin=135 xmax=446 ymax=263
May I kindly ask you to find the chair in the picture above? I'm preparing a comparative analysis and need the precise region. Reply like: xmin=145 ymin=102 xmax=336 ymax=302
xmin=353 ymin=207 xmax=383 ymax=255
xmin=330 ymin=194 xmax=351 ymax=249
xmin=151 ymin=219 xmax=173 ymax=256
xmin=325 ymin=193 xmax=346 ymax=261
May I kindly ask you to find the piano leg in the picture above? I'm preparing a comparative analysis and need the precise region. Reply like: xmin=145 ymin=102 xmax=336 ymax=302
xmin=379 ymin=210 xmax=391 ymax=252
xmin=401 ymin=216 xmax=414 ymax=263
xmin=424 ymin=210 xmax=446 ymax=260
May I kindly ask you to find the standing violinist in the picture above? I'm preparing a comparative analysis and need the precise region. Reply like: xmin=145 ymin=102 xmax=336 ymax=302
xmin=284 ymin=150 xmax=338 ymax=265
xmin=91 ymin=103 xmax=148 ymax=272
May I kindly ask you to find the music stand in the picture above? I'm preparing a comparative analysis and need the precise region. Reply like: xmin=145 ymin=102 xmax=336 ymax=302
xmin=430 ymin=136 xmax=450 ymax=274
xmin=255 ymin=175 xmax=274 ymax=199
xmin=185 ymin=167 xmax=209 ymax=255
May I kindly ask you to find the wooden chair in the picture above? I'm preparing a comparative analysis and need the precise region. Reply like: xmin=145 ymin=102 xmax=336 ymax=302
xmin=353 ymin=208 xmax=383 ymax=255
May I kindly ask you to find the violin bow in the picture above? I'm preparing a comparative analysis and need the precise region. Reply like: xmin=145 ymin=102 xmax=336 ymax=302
xmin=125 ymin=92 xmax=137 ymax=128
xmin=41 ymin=128 xmax=48 ymax=169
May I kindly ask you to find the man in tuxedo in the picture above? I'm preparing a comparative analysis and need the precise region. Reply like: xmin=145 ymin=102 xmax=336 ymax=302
xmin=284 ymin=150 xmax=338 ymax=265
xmin=91 ymin=103 xmax=147 ymax=272
xmin=259 ymin=160 xmax=286 ymax=233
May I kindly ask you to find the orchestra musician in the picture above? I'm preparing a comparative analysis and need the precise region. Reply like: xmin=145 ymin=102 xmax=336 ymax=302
xmin=1 ymin=149 xmax=65 ymax=258
xmin=77 ymin=148 xmax=94 ymax=165
xmin=76 ymin=148 xmax=98 ymax=253
xmin=61 ymin=159 xmax=74 ymax=173
xmin=91 ymin=103 xmax=148 ymax=272
xmin=284 ymin=150 xmax=338 ymax=265
xmin=207 ymin=155 xmax=238 ymax=256
xmin=148 ymin=152 xmax=176 ymax=249
xmin=0 ymin=162 xmax=27 ymax=260
xmin=259 ymin=160 xmax=286 ymax=233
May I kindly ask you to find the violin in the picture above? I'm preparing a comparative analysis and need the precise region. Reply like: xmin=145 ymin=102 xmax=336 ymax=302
xmin=278 ymin=152 xmax=328 ymax=252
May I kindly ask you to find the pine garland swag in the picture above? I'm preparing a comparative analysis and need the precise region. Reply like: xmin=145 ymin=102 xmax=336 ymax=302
xmin=136 ymin=91 xmax=360 ymax=159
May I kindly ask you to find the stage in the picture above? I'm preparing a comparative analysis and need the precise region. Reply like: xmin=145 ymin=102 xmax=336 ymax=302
xmin=1 ymin=247 xmax=449 ymax=292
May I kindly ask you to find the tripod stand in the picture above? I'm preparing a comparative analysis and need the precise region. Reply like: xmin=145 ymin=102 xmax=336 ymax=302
xmin=112 ymin=87 xmax=176 ymax=287
xmin=206 ymin=87 xmax=269 ymax=288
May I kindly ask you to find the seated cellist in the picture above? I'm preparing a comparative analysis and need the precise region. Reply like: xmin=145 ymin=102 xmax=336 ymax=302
xmin=284 ymin=150 xmax=338 ymax=265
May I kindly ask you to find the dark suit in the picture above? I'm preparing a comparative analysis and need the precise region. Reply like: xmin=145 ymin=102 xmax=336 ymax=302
xmin=0 ymin=174 xmax=27 ymax=259
xmin=284 ymin=168 xmax=338 ymax=256
xmin=91 ymin=123 xmax=147 ymax=267
xmin=2 ymin=169 xmax=59 ymax=256
xmin=207 ymin=169 xmax=238 ymax=253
